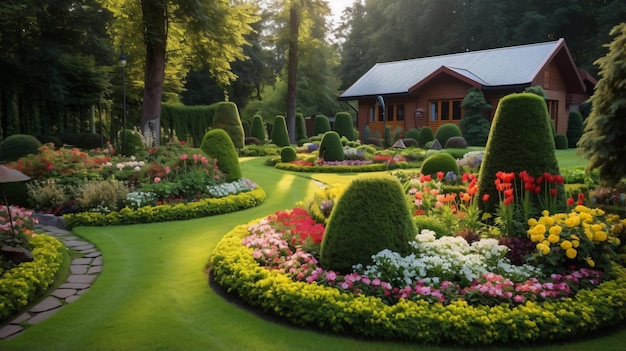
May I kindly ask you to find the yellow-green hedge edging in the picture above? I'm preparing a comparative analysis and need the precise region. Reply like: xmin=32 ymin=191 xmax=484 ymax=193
xmin=63 ymin=188 xmax=266 ymax=229
xmin=208 ymin=221 xmax=626 ymax=346
xmin=275 ymin=162 xmax=410 ymax=173
xmin=0 ymin=235 xmax=65 ymax=321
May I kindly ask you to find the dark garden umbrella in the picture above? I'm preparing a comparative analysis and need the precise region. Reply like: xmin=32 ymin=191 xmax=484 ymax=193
xmin=0 ymin=165 xmax=31 ymax=237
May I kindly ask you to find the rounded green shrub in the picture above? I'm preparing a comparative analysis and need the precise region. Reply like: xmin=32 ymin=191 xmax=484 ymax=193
xmin=333 ymin=112 xmax=355 ymax=141
xmin=200 ymin=128 xmax=242 ymax=182
xmin=434 ymin=123 xmax=463 ymax=147
xmin=420 ymin=152 xmax=459 ymax=177
xmin=414 ymin=215 xmax=449 ymax=238
xmin=37 ymin=135 xmax=63 ymax=148
xmin=478 ymin=93 xmax=563 ymax=216
xmin=78 ymin=133 xmax=102 ymax=149
xmin=250 ymin=115 xmax=266 ymax=142
xmin=120 ymin=130 xmax=144 ymax=156
xmin=318 ymin=131 xmax=345 ymax=162
xmin=555 ymin=134 xmax=569 ymax=149
xmin=280 ymin=146 xmax=297 ymax=163
xmin=566 ymin=111 xmax=584 ymax=148
xmin=312 ymin=115 xmax=331 ymax=136
xmin=402 ymin=138 xmax=419 ymax=148
xmin=444 ymin=136 xmax=468 ymax=149
xmin=0 ymin=134 xmax=42 ymax=162
xmin=270 ymin=115 xmax=290 ymax=147
xmin=417 ymin=127 xmax=434 ymax=147
xmin=405 ymin=128 xmax=420 ymax=143
xmin=295 ymin=113 xmax=307 ymax=141
xmin=320 ymin=175 xmax=416 ymax=273
xmin=212 ymin=101 xmax=245 ymax=149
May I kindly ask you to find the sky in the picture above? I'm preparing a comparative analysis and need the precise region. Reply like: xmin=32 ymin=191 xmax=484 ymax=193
xmin=328 ymin=0 xmax=354 ymax=25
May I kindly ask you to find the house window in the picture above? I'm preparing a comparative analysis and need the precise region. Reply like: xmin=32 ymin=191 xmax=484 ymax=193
xmin=397 ymin=105 xmax=404 ymax=121
xmin=370 ymin=106 xmax=375 ymax=122
xmin=388 ymin=104 xmax=394 ymax=121
xmin=378 ymin=105 xmax=384 ymax=121
xmin=547 ymin=100 xmax=558 ymax=121
xmin=430 ymin=100 xmax=463 ymax=121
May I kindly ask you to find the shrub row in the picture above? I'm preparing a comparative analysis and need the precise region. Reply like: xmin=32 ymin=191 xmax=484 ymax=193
xmin=274 ymin=162 xmax=408 ymax=173
xmin=0 ymin=235 xmax=65 ymax=321
xmin=208 ymin=223 xmax=626 ymax=346
xmin=63 ymin=188 xmax=266 ymax=229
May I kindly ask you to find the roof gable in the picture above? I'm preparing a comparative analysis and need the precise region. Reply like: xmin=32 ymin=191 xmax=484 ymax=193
xmin=339 ymin=39 xmax=584 ymax=99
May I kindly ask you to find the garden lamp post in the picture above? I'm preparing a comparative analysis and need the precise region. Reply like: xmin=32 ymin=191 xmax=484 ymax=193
xmin=120 ymin=48 xmax=127 ymax=156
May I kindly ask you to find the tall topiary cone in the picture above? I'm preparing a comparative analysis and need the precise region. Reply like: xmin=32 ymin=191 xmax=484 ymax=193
xmin=320 ymin=175 xmax=416 ymax=273
xmin=318 ymin=131 xmax=345 ymax=162
xmin=312 ymin=115 xmax=331 ymax=136
xmin=200 ymin=128 xmax=242 ymax=182
xmin=250 ymin=115 xmax=266 ymax=142
xmin=295 ymin=113 xmax=307 ymax=141
xmin=478 ymin=93 xmax=564 ymax=215
xmin=270 ymin=115 xmax=290 ymax=147
xmin=212 ymin=101 xmax=245 ymax=149
xmin=333 ymin=112 xmax=355 ymax=141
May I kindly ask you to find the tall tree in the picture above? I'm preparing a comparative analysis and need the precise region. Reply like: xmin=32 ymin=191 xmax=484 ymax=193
xmin=577 ymin=23 xmax=626 ymax=185
xmin=286 ymin=1 xmax=300 ymax=143
xmin=101 ymin=0 xmax=257 ymax=145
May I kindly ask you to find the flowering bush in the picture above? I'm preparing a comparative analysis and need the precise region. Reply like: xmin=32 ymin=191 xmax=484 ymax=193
xmin=0 ymin=206 xmax=38 ymax=254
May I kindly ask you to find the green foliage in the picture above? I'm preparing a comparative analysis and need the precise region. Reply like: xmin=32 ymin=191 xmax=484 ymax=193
xmin=61 ymin=133 xmax=102 ymax=149
xmin=361 ymin=125 xmax=371 ymax=141
xmin=120 ymin=130 xmax=145 ymax=156
xmin=320 ymin=176 xmax=416 ymax=273
xmin=405 ymin=128 xmax=420 ymax=143
xmin=524 ymin=85 xmax=547 ymax=100
xmin=478 ymin=93 xmax=563 ymax=215
xmin=161 ymin=103 xmax=216 ymax=147
xmin=200 ymin=129 xmax=242 ymax=182
xmin=414 ymin=215 xmax=449 ymax=238
xmin=434 ymin=123 xmax=463 ymax=147
xmin=212 ymin=101 xmax=245 ymax=149
xmin=312 ymin=115 xmax=331 ymax=135
xmin=299 ymin=185 xmax=344 ymax=224
xmin=280 ymin=146 xmax=297 ymax=163
xmin=578 ymin=23 xmax=626 ymax=185
xmin=0 ymin=134 xmax=42 ymax=162
xmin=270 ymin=116 xmax=290 ymax=147
xmin=295 ymin=113 xmax=308 ymax=141
xmin=566 ymin=111 xmax=584 ymax=148
xmin=250 ymin=115 xmax=266 ymax=142
xmin=318 ymin=131 xmax=345 ymax=162
xmin=555 ymin=134 xmax=569 ymax=150
xmin=64 ymin=188 xmax=266 ymax=229
xmin=420 ymin=152 xmax=459 ymax=177
xmin=384 ymin=125 xmax=392 ymax=148
xmin=444 ymin=136 xmax=468 ymax=149
xmin=333 ymin=112 xmax=355 ymax=141
xmin=417 ymin=127 xmax=434 ymax=147
xmin=460 ymin=87 xmax=492 ymax=146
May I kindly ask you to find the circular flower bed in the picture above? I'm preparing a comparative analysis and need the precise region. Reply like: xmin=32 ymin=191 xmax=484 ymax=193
xmin=209 ymin=217 xmax=626 ymax=346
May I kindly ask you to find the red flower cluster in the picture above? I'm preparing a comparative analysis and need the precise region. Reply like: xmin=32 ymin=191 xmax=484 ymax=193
xmin=519 ymin=171 xmax=564 ymax=197
xmin=495 ymin=171 xmax=515 ymax=205
xmin=268 ymin=208 xmax=325 ymax=245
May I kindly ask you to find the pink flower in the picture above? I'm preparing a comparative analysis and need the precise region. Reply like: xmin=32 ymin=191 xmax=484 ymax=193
xmin=180 ymin=154 xmax=188 ymax=161
xmin=165 ymin=166 xmax=171 ymax=174
xmin=154 ymin=177 xmax=161 ymax=183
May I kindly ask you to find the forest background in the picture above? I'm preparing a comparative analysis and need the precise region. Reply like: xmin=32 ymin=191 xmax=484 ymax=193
xmin=0 ymin=0 xmax=624 ymax=145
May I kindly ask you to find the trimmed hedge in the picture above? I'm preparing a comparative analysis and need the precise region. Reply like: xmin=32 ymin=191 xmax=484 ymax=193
xmin=318 ymin=131 xmax=344 ymax=162
xmin=333 ymin=112 xmax=355 ymax=141
xmin=280 ymin=146 xmax=297 ymax=163
xmin=0 ymin=134 xmax=42 ymax=162
xmin=200 ymin=128 xmax=242 ymax=182
xmin=64 ymin=188 xmax=266 ymax=229
xmin=270 ymin=116 xmax=290 ymax=147
xmin=212 ymin=101 xmax=245 ymax=149
xmin=434 ymin=123 xmax=463 ymax=147
xmin=566 ymin=111 xmax=584 ymax=148
xmin=161 ymin=103 xmax=216 ymax=147
xmin=420 ymin=152 xmax=459 ymax=177
xmin=209 ymin=222 xmax=626 ymax=346
xmin=295 ymin=113 xmax=307 ymax=141
xmin=250 ymin=115 xmax=266 ymax=142
xmin=417 ymin=127 xmax=434 ymax=148
xmin=313 ymin=115 xmax=331 ymax=136
xmin=555 ymin=134 xmax=569 ymax=150
xmin=0 ymin=235 xmax=64 ymax=321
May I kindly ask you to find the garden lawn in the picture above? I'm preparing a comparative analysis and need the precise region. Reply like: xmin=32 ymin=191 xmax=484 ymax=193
xmin=1 ymin=157 xmax=625 ymax=351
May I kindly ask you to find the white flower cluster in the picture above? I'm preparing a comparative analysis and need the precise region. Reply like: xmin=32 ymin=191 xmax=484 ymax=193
xmin=356 ymin=229 xmax=542 ymax=288
xmin=125 ymin=190 xmax=157 ymax=208
xmin=206 ymin=178 xmax=257 ymax=198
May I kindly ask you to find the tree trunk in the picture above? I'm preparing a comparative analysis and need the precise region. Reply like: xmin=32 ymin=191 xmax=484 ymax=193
xmin=141 ymin=0 xmax=167 ymax=146
xmin=286 ymin=2 xmax=299 ymax=144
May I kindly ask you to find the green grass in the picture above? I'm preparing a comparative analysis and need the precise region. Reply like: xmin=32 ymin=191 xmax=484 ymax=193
xmin=2 ymin=156 xmax=625 ymax=351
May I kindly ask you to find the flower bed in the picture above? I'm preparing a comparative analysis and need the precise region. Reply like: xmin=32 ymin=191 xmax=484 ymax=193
xmin=209 ymin=217 xmax=626 ymax=346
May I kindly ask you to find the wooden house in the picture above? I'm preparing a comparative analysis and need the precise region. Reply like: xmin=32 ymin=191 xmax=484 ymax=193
xmin=338 ymin=39 xmax=596 ymax=139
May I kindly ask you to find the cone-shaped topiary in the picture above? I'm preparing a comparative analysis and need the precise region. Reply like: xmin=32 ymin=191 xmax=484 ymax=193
xmin=200 ymin=128 xmax=242 ymax=182
xmin=0 ymin=134 xmax=42 ymax=162
xmin=318 ymin=131 xmax=345 ymax=162
xmin=478 ymin=93 xmax=563 ymax=216
xmin=280 ymin=146 xmax=297 ymax=163
xmin=384 ymin=125 xmax=392 ymax=148
xmin=295 ymin=113 xmax=307 ymax=141
xmin=270 ymin=115 xmax=290 ymax=147
xmin=420 ymin=152 xmax=459 ymax=177
xmin=212 ymin=101 xmax=245 ymax=149
xmin=417 ymin=127 xmax=434 ymax=148
xmin=320 ymin=175 xmax=416 ymax=273
xmin=250 ymin=115 xmax=266 ymax=142
xmin=566 ymin=111 xmax=584 ymax=148
xmin=555 ymin=134 xmax=569 ymax=149
xmin=405 ymin=128 xmax=420 ymax=143
xmin=333 ymin=112 xmax=355 ymax=141
xmin=312 ymin=115 xmax=331 ymax=136
xmin=434 ymin=123 xmax=463 ymax=147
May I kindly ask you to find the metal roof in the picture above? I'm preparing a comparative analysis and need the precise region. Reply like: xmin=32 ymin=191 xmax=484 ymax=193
xmin=339 ymin=39 xmax=565 ymax=99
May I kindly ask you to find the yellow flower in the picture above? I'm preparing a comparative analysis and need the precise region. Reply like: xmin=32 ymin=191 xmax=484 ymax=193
xmin=547 ymin=234 xmax=560 ymax=244
xmin=536 ymin=243 xmax=550 ymax=255
xmin=574 ymin=205 xmax=590 ymax=213
xmin=585 ymin=257 xmax=595 ymax=267
xmin=560 ymin=240 xmax=572 ymax=250
xmin=591 ymin=224 xmax=604 ymax=231
xmin=542 ymin=210 xmax=550 ymax=217
xmin=593 ymin=231 xmax=608 ymax=242
xmin=539 ymin=216 xmax=555 ymax=226
xmin=584 ymin=230 xmax=593 ymax=240
xmin=565 ymin=248 xmax=577 ymax=259
xmin=572 ymin=240 xmax=580 ymax=248
xmin=549 ymin=225 xmax=562 ymax=236
xmin=591 ymin=208 xmax=605 ymax=216
xmin=533 ymin=224 xmax=547 ymax=236
xmin=530 ymin=234 xmax=544 ymax=243
xmin=528 ymin=218 xmax=538 ymax=226
xmin=580 ymin=212 xmax=593 ymax=223
xmin=564 ymin=216 xmax=580 ymax=228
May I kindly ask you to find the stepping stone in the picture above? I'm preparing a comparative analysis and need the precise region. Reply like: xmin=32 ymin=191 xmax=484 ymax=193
xmin=87 ymin=266 xmax=102 ymax=274
xmin=28 ymin=309 xmax=60 ymax=324
xmin=65 ymin=240 xmax=90 ymax=247
xmin=67 ymin=275 xmax=96 ymax=284
xmin=52 ymin=289 xmax=77 ymax=299
xmin=72 ymin=258 xmax=92 ymax=265
xmin=0 ymin=325 xmax=24 ymax=339
xmin=11 ymin=313 xmax=31 ymax=324
xmin=84 ymin=251 xmax=101 ymax=258
xmin=77 ymin=288 xmax=90 ymax=296
xmin=70 ymin=265 xmax=88 ymax=274
xmin=92 ymin=256 xmax=103 ymax=266
xmin=65 ymin=295 xmax=81 ymax=303
xmin=31 ymin=297 xmax=62 ymax=313
xmin=74 ymin=244 xmax=95 ymax=251
xmin=59 ymin=283 xmax=90 ymax=290
xmin=80 ymin=248 xmax=96 ymax=254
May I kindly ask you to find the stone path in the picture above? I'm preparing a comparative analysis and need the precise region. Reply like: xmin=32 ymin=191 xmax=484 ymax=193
xmin=0 ymin=219 xmax=102 ymax=340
